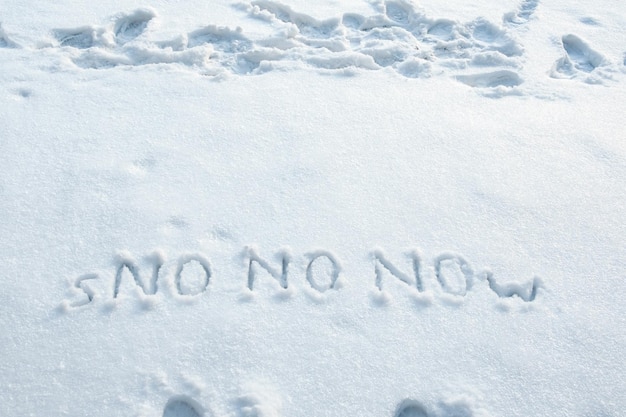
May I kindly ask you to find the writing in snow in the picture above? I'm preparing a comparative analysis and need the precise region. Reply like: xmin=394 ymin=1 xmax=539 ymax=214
xmin=61 ymin=246 xmax=543 ymax=310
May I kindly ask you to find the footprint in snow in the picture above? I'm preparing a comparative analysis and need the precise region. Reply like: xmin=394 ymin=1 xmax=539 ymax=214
xmin=561 ymin=34 xmax=604 ymax=72
xmin=504 ymin=0 xmax=540 ymax=26
xmin=163 ymin=396 xmax=204 ymax=417
xmin=384 ymin=0 xmax=413 ymax=25
xmin=551 ymin=34 xmax=609 ymax=82
xmin=395 ymin=400 xmax=429 ymax=417
xmin=114 ymin=8 xmax=155 ymax=45
xmin=456 ymin=70 xmax=523 ymax=88
xmin=54 ymin=27 xmax=96 ymax=49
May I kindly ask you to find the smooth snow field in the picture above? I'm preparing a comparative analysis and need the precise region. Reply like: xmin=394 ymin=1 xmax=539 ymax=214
xmin=1 ymin=0 xmax=625 ymax=416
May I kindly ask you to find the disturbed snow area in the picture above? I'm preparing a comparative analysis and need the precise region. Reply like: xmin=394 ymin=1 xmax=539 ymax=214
xmin=0 ymin=0 xmax=625 ymax=416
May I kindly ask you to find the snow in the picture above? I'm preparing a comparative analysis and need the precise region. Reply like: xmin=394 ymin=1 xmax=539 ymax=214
xmin=1 ymin=0 xmax=625 ymax=416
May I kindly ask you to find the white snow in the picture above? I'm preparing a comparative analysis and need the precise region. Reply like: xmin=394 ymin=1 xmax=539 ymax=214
xmin=1 ymin=0 xmax=625 ymax=416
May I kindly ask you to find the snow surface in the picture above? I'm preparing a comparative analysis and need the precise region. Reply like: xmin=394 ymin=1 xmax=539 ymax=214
xmin=1 ymin=0 xmax=625 ymax=416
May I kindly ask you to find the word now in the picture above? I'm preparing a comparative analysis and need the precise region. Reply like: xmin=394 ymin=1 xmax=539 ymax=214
xmin=66 ymin=247 xmax=542 ymax=308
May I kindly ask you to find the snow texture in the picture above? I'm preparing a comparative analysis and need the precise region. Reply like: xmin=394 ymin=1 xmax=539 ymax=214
xmin=0 ymin=0 xmax=625 ymax=416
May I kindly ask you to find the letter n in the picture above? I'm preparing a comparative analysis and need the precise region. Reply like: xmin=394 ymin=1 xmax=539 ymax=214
xmin=113 ymin=251 xmax=164 ymax=298
xmin=246 ymin=246 xmax=290 ymax=290
xmin=372 ymin=249 xmax=423 ymax=291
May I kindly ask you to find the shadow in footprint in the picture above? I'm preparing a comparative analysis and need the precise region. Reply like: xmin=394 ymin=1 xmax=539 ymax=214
xmin=385 ymin=0 xmax=412 ymax=25
xmin=456 ymin=70 xmax=523 ymax=88
xmin=54 ymin=27 xmax=95 ymax=48
xmin=163 ymin=396 xmax=204 ymax=417
xmin=517 ymin=0 xmax=539 ymax=21
xmin=426 ymin=19 xmax=456 ymax=40
xmin=114 ymin=8 xmax=155 ymax=45
xmin=551 ymin=34 xmax=607 ymax=80
xmin=395 ymin=400 xmax=429 ymax=417
xmin=0 ymin=23 xmax=19 ymax=48
xmin=342 ymin=13 xmax=366 ymax=30
xmin=579 ymin=17 xmax=600 ymax=26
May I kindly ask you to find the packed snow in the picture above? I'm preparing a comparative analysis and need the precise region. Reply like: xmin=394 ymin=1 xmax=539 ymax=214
xmin=1 ymin=0 xmax=625 ymax=416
